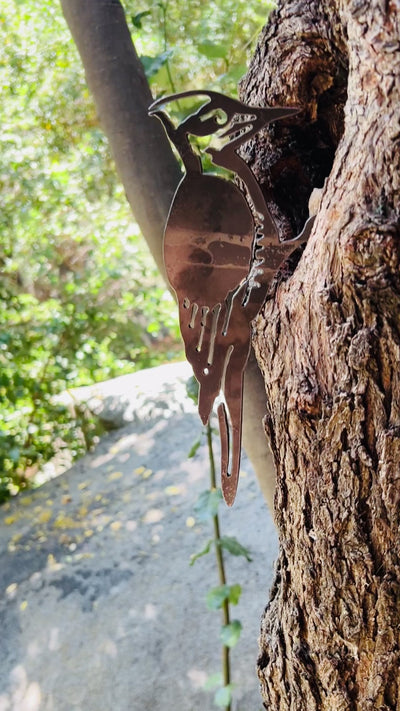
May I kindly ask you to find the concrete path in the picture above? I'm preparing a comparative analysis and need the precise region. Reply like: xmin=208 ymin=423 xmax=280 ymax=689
xmin=0 ymin=363 xmax=278 ymax=711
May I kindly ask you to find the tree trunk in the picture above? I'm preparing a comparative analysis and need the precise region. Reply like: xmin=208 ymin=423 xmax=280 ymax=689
xmin=240 ymin=0 xmax=400 ymax=707
xmin=60 ymin=0 xmax=182 ymax=285
xmin=60 ymin=0 xmax=278 ymax=511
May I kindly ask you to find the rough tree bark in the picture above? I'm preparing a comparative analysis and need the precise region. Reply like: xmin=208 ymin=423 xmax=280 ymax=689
xmin=240 ymin=0 xmax=400 ymax=707
xmin=60 ymin=0 xmax=278 ymax=511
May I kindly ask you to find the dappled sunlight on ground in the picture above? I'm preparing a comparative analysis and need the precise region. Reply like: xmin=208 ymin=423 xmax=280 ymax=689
xmin=187 ymin=668 xmax=208 ymax=689
xmin=144 ymin=603 xmax=158 ymax=620
xmin=0 ymin=364 xmax=278 ymax=710
xmin=142 ymin=508 xmax=165 ymax=524
xmin=0 ymin=667 xmax=42 ymax=711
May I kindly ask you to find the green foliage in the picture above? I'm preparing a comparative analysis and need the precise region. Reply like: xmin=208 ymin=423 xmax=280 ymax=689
xmin=187 ymin=438 xmax=201 ymax=459
xmin=194 ymin=488 xmax=224 ymax=521
xmin=220 ymin=620 xmax=242 ymax=648
xmin=140 ymin=49 xmax=173 ymax=79
xmin=206 ymin=584 xmax=242 ymax=610
xmin=218 ymin=536 xmax=253 ymax=561
xmin=124 ymin=0 xmax=274 ymax=97
xmin=190 ymin=481 xmax=251 ymax=709
xmin=187 ymin=388 xmax=253 ymax=711
xmin=214 ymin=685 xmax=234 ymax=707
xmin=185 ymin=374 xmax=199 ymax=405
xmin=0 ymin=0 xmax=181 ymax=499
xmin=0 ymin=292 xmax=104 ymax=501
xmin=190 ymin=538 xmax=213 ymax=566
xmin=1 ymin=0 xmax=273 ymax=500
xmin=204 ymin=672 xmax=223 ymax=690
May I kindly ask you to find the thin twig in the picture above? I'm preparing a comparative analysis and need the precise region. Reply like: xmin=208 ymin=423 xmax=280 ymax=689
xmin=159 ymin=1 xmax=181 ymax=107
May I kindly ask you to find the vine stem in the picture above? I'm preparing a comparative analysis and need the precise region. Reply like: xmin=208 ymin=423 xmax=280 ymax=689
xmin=207 ymin=422 xmax=231 ymax=711
xmin=159 ymin=1 xmax=179 ymax=99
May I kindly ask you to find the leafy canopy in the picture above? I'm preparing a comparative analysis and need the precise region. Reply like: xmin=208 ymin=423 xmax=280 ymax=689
xmin=0 ymin=0 xmax=180 ymax=499
xmin=0 ymin=0 xmax=271 ymax=500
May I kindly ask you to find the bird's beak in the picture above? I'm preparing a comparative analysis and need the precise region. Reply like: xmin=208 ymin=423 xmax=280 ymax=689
xmin=220 ymin=106 xmax=300 ymax=139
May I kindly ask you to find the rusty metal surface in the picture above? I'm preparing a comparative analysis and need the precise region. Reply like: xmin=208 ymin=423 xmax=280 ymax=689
xmin=149 ymin=90 xmax=314 ymax=505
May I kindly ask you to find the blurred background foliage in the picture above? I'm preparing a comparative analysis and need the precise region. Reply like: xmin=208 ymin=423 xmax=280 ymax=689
xmin=0 ymin=0 xmax=272 ymax=501
xmin=126 ymin=0 xmax=269 ymax=95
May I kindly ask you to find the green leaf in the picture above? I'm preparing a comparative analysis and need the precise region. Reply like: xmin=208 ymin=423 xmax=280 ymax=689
xmin=190 ymin=538 xmax=213 ymax=566
xmin=227 ymin=583 xmax=242 ymax=605
xmin=214 ymin=685 xmax=233 ymax=707
xmin=206 ymin=584 xmax=242 ymax=610
xmin=140 ymin=50 xmax=173 ymax=80
xmin=206 ymin=585 xmax=228 ymax=610
xmin=131 ymin=11 xmax=151 ymax=29
xmin=204 ymin=672 xmax=223 ymax=690
xmin=188 ymin=438 xmax=201 ymax=459
xmin=185 ymin=375 xmax=199 ymax=405
xmin=198 ymin=41 xmax=228 ymax=59
xmin=218 ymin=536 xmax=252 ymax=561
xmin=220 ymin=620 xmax=242 ymax=648
xmin=194 ymin=488 xmax=223 ymax=521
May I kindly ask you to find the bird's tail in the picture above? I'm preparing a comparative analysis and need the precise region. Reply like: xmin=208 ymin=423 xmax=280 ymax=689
xmin=217 ymin=397 xmax=243 ymax=507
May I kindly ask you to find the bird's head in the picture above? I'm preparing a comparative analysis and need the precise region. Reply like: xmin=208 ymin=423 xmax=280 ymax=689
xmin=148 ymin=90 xmax=299 ymax=149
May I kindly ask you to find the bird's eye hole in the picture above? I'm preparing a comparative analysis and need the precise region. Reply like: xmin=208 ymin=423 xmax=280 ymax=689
xmin=214 ymin=109 xmax=228 ymax=125
xmin=199 ymin=109 xmax=228 ymax=126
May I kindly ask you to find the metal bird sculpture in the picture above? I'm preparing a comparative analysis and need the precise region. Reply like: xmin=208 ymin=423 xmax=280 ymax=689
xmin=149 ymin=90 xmax=314 ymax=506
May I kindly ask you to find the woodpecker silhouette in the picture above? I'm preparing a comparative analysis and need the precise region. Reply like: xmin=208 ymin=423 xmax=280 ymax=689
xmin=149 ymin=90 xmax=314 ymax=505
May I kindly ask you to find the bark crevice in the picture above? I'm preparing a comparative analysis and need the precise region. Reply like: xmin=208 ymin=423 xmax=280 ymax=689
xmin=240 ymin=0 xmax=348 ymax=240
